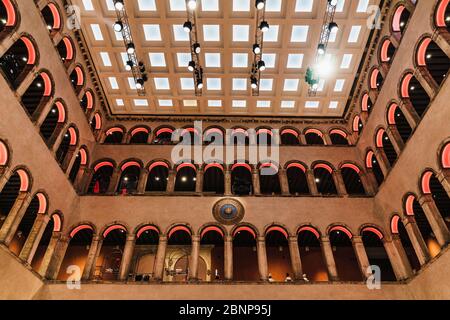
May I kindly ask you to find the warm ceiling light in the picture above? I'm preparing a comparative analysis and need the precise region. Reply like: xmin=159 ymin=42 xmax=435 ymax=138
xmin=328 ymin=22 xmax=339 ymax=33
xmin=126 ymin=43 xmax=135 ymax=54
xmin=250 ymin=76 xmax=258 ymax=89
xmin=183 ymin=21 xmax=193 ymax=32
xmin=255 ymin=0 xmax=265 ymax=10
xmin=113 ymin=21 xmax=123 ymax=32
xmin=259 ymin=21 xmax=270 ymax=32
xmin=328 ymin=0 xmax=338 ymax=6
xmin=253 ymin=44 xmax=261 ymax=54
xmin=197 ymin=79 xmax=203 ymax=89
xmin=188 ymin=60 xmax=196 ymax=72
xmin=187 ymin=0 xmax=197 ymax=10
xmin=193 ymin=43 xmax=201 ymax=54
xmin=114 ymin=0 xmax=124 ymax=10
xmin=257 ymin=60 xmax=266 ymax=71
xmin=136 ymin=78 xmax=144 ymax=89
xmin=125 ymin=60 xmax=134 ymax=71
xmin=317 ymin=43 xmax=325 ymax=55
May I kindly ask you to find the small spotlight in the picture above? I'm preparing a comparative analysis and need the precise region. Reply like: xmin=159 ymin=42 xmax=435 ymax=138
xmin=187 ymin=0 xmax=197 ymax=10
xmin=113 ymin=21 xmax=123 ymax=32
xmin=315 ymin=178 xmax=320 ymax=183
xmin=426 ymin=54 xmax=432 ymax=59
xmin=181 ymin=176 xmax=187 ymax=182
xmin=328 ymin=22 xmax=338 ymax=33
xmin=259 ymin=21 xmax=270 ymax=32
xmin=253 ymin=44 xmax=261 ymax=54
xmin=138 ymin=61 xmax=146 ymax=73
xmin=197 ymin=79 xmax=203 ymax=89
xmin=188 ymin=61 xmax=196 ymax=72
xmin=250 ymin=76 xmax=258 ymax=89
xmin=317 ymin=43 xmax=326 ymax=55
xmin=257 ymin=60 xmax=266 ymax=71
xmin=193 ymin=43 xmax=201 ymax=54
xmin=125 ymin=60 xmax=134 ymax=71
xmin=183 ymin=21 xmax=193 ymax=32
xmin=328 ymin=0 xmax=338 ymax=5
xmin=136 ymin=78 xmax=144 ymax=89
xmin=126 ymin=43 xmax=135 ymax=54
xmin=114 ymin=0 xmax=124 ymax=10
xmin=255 ymin=0 xmax=265 ymax=10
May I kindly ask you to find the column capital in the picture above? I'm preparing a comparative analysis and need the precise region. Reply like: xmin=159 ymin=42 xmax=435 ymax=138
xmin=192 ymin=235 xmax=200 ymax=242
xmin=224 ymin=234 xmax=233 ymax=242
xmin=352 ymin=235 xmax=363 ymax=243
xmin=126 ymin=234 xmax=136 ymax=242
xmin=159 ymin=235 xmax=168 ymax=242
xmin=257 ymin=236 xmax=265 ymax=243
xmin=288 ymin=235 xmax=297 ymax=243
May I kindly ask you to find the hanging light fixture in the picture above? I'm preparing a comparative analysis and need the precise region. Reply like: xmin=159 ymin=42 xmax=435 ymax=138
xmin=188 ymin=61 xmax=196 ymax=72
xmin=255 ymin=0 xmax=265 ymax=10
xmin=183 ymin=21 xmax=193 ymax=32
xmin=259 ymin=20 xmax=269 ymax=32
xmin=193 ymin=43 xmax=201 ymax=54
xmin=114 ymin=0 xmax=124 ymax=10
xmin=253 ymin=44 xmax=261 ymax=54
xmin=113 ymin=21 xmax=123 ymax=32
xmin=187 ymin=0 xmax=197 ymax=10
xmin=126 ymin=43 xmax=135 ymax=54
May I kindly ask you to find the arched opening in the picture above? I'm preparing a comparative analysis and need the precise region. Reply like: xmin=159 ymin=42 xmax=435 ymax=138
xmin=200 ymin=226 xmax=224 ymax=281
xmin=280 ymin=129 xmax=299 ymax=145
xmin=9 ymin=193 xmax=46 ymax=256
xmin=145 ymin=162 xmax=169 ymax=192
xmin=231 ymin=163 xmax=253 ymax=195
xmin=265 ymin=227 xmax=292 ymax=282
xmin=57 ymin=225 xmax=93 ymax=281
xmin=41 ymin=3 xmax=61 ymax=34
xmin=442 ymin=142 xmax=450 ymax=169
xmin=366 ymin=150 xmax=384 ymax=186
xmin=90 ymin=112 xmax=102 ymax=132
xmin=97 ymin=226 xmax=127 ymax=281
xmin=104 ymin=127 xmax=124 ymax=144
xmin=68 ymin=148 xmax=87 ymax=183
xmin=80 ymin=90 xmax=94 ymax=113
xmin=380 ymin=38 xmax=396 ymax=64
xmin=329 ymin=227 xmax=362 ymax=281
xmin=376 ymin=129 xmax=397 ymax=167
xmin=329 ymin=129 xmax=349 ymax=145
xmin=21 ymin=72 xmax=53 ymax=118
xmin=353 ymin=115 xmax=364 ymax=133
xmin=422 ymin=171 xmax=450 ymax=230
xmin=69 ymin=66 xmax=84 ymax=94
xmin=153 ymin=127 xmax=173 ymax=144
xmin=313 ymin=164 xmax=337 ymax=195
xmin=233 ymin=226 xmax=258 ymax=281
xmin=370 ymin=68 xmax=384 ymax=91
xmin=231 ymin=128 xmax=250 ymax=146
xmin=286 ymin=163 xmax=309 ymax=195
xmin=0 ymin=139 xmax=9 ymax=168
xmin=0 ymin=36 xmax=36 ymax=89
xmin=416 ymin=38 xmax=450 ymax=86
xmin=361 ymin=228 xmax=396 ymax=281
xmin=129 ymin=127 xmax=149 ymax=144
xmin=180 ymin=127 xmax=200 ymax=145
xmin=387 ymin=102 xmax=413 ymax=143
xmin=0 ymin=0 xmax=18 ymax=39
xmin=39 ymin=101 xmax=65 ymax=144
xmin=88 ymin=162 xmax=114 ymax=194
xmin=305 ymin=129 xmax=324 ymax=145
xmin=435 ymin=0 xmax=450 ymax=32
xmin=203 ymin=163 xmax=224 ymax=194
xmin=30 ymin=213 xmax=60 ymax=271
xmin=56 ymin=37 xmax=74 ymax=65
xmin=117 ymin=162 xmax=141 ymax=194
xmin=259 ymin=163 xmax=280 ymax=195
xmin=361 ymin=93 xmax=373 ymax=114
xmin=0 ymin=171 xmax=22 ymax=229
xmin=165 ymin=226 xmax=192 ymax=282
xmin=174 ymin=163 xmax=196 ymax=192
xmin=204 ymin=127 xmax=224 ymax=146
xmin=341 ymin=164 xmax=366 ymax=195
xmin=391 ymin=215 xmax=421 ymax=273
xmin=401 ymin=73 xmax=430 ymax=118
xmin=392 ymin=5 xmax=411 ymax=37
xmin=55 ymin=127 xmax=77 ymax=166
xmin=133 ymin=226 xmax=159 ymax=282
xmin=256 ymin=129 xmax=273 ymax=146
xmin=297 ymin=227 xmax=328 ymax=281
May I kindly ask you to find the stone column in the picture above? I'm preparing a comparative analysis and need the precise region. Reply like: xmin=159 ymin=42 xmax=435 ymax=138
xmin=118 ymin=234 xmax=136 ymax=281
xmin=252 ymin=169 xmax=261 ymax=195
xmin=0 ymin=192 xmax=32 ymax=245
xmin=256 ymin=236 xmax=268 ymax=281
xmin=299 ymin=134 xmax=307 ymax=145
xmin=0 ymin=170 xmax=11 ymax=192
xmin=107 ymin=168 xmax=121 ymax=194
xmin=153 ymin=235 xmax=167 ymax=280
xmin=360 ymin=171 xmax=377 ymax=195
xmin=437 ymin=170 xmax=450 ymax=198
xmin=61 ymin=146 xmax=77 ymax=172
xmin=279 ymin=169 xmax=290 ymax=195
xmin=434 ymin=32 xmax=450 ymax=58
xmin=386 ymin=126 xmax=404 ymax=155
xmin=38 ymin=231 xmax=61 ymax=277
xmin=419 ymin=194 xmax=450 ymax=246
xmin=166 ymin=169 xmax=176 ymax=193
xmin=78 ymin=168 xmax=93 ymax=194
xmin=383 ymin=238 xmax=413 ymax=280
xmin=46 ymin=236 xmax=70 ymax=280
xmin=415 ymin=68 xmax=438 ymax=98
xmin=320 ymin=235 xmax=339 ymax=281
xmin=224 ymin=169 xmax=232 ymax=196
xmin=333 ymin=170 xmax=348 ymax=196
xmin=323 ymin=133 xmax=333 ymax=146
xmin=306 ymin=169 xmax=319 ymax=195
xmin=195 ymin=169 xmax=203 ymax=193
xmin=73 ymin=165 xmax=86 ymax=191
xmin=400 ymin=100 xmax=420 ymax=130
xmin=352 ymin=236 xmax=371 ymax=280
xmin=46 ymin=123 xmax=65 ymax=148
xmin=82 ymin=235 xmax=102 ymax=280
xmin=375 ymin=149 xmax=391 ymax=176
xmin=189 ymin=235 xmax=200 ymax=280
xmin=402 ymin=216 xmax=430 ymax=266
xmin=137 ymin=168 xmax=149 ymax=194
xmin=19 ymin=213 xmax=50 ymax=263
xmin=224 ymin=235 xmax=233 ymax=280
xmin=288 ymin=236 xmax=302 ymax=280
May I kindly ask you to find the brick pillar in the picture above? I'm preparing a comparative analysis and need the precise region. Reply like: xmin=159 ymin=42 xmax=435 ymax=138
xmin=333 ymin=170 xmax=348 ymax=196
xmin=252 ymin=169 xmax=261 ymax=195
xmin=257 ymin=236 xmax=268 ymax=280
xmin=189 ymin=235 xmax=200 ymax=280
xmin=107 ymin=168 xmax=121 ymax=194
xmin=224 ymin=235 xmax=233 ymax=280
xmin=288 ymin=236 xmax=303 ymax=280
xmin=320 ymin=235 xmax=339 ymax=281
xmin=224 ymin=169 xmax=232 ymax=196
xmin=402 ymin=216 xmax=430 ymax=266
xmin=195 ymin=169 xmax=203 ymax=193
xmin=383 ymin=237 xmax=413 ymax=280
xmin=306 ymin=169 xmax=319 ymax=195
xmin=82 ymin=235 xmax=101 ymax=280
xmin=166 ymin=169 xmax=176 ymax=193
xmin=38 ymin=231 xmax=61 ymax=277
xmin=118 ymin=234 xmax=136 ymax=281
xmin=0 ymin=192 xmax=32 ymax=245
xmin=137 ymin=168 xmax=149 ymax=194
xmin=19 ymin=213 xmax=50 ymax=263
xmin=352 ymin=236 xmax=371 ymax=280
xmin=46 ymin=236 xmax=70 ymax=280
xmin=419 ymin=194 xmax=450 ymax=246
xmin=279 ymin=169 xmax=290 ymax=195
xmin=153 ymin=235 xmax=167 ymax=280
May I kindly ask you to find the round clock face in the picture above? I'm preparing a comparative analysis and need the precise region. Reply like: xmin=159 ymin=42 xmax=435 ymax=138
xmin=212 ymin=199 xmax=244 ymax=225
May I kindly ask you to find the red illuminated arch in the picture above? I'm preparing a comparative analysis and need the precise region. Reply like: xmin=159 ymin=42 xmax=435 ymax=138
xmin=441 ymin=142 xmax=450 ymax=168
xmin=390 ymin=215 xmax=401 ymax=234
xmin=168 ymin=225 xmax=192 ymax=239
xmin=51 ymin=213 xmax=62 ymax=232
xmin=330 ymin=129 xmax=348 ymax=138
xmin=148 ymin=161 xmax=169 ymax=172
xmin=47 ymin=3 xmax=61 ymax=30
xmin=400 ymin=73 xmax=413 ymax=98
xmin=435 ymin=0 xmax=450 ymax=27
xmin=78 ymin=147 xmax=88 ymax=166
xmin=106 ymin=127 xmax=124 ymax=136
xmin=2 ymin=0 xmax=17 ymax=27
xmin=366 ymin=150 xmax=375 ymax=168
xmin=176 ymin=162 xmax=196 ymax=172
xmin=329 ymin=225 xmax=353 ymax=239
xmin=67 ymin=127 xmax=78 ymax=145
xmin=137 ymin=225 xmax=159 ymax=238
xmin=73 ymin=66 xmax=84 ymax=86
xmin=20 ymin=36 xmax=37 ymax=65
xmin=280 ymin=128 xmax=299 ymax=137
xmin=313 ymin=163 xmax=333 ymax=174
xmin=259 ymin=162 xmax=279 ymax=172
xmin=392 ymin=5 xmax=406 ymax=32
xmin=286 ymin=162 xmax=306 ymax=172
xmin=352 ymin=115 xmax=361 ymax=132
xmin=204 ymin=162 xmax=224 ymax=172
xmin=103 ymin=224 xmax=127 ymax=238
xmin=156 ymin=127 xmax=174 ymax=136
xmin=231 ymin=162 xmax=252 ymax=172
xmin=341 ymin=163 xmax=361 ymax=174
xmin=297 ymin=226 xmax=320 ymax=239
xmin=130 ymin=127 xmax=149 ymax=137
xmin=233 ymin=225 xmax=257 ymax=239
xmin=375 ymin=128 xmax=385 ymax=148
xmin=93 ymin=113 xmax=102 ymax=130
xmin=361 ymin=93 xmax=370 ymax=112
xmin=0 ymin=140 xmax=9 ymax=166
xmin=121 ymin=160 xmax=141 ymax=171
xmin=265 ymin=225 xmax=288 ymax=239
xmin=405 ymin=194 xmax=416 ymax=216
xmin=232 ymin=127 xmax=249 ymax=136
xmin=200 ymin=225 xmax=224 ymax=239
xmin=39 ymin=72 xmax=53 ymax=97
xmin=54 ymin=101 xmax=66 ymax=123
xmin=16 ymin=168 xmax=30 ymax=191
xmin=380 ymin=38 xmax=393 ymax=63
xmin=256 ymin=128 xmax=274 ymax=136
xmin=93 ymin=161 xmax=114 ymax=172
xmin=69 ymin=224 xmax=94 ymax=238
xmin=361 ymin=226 xmax=384 ymax=240
xmin=369 ymin=68 xmax=380 ymax=89
xmin=83 ymin=90 xmax=94 ymax=110
xmin=62 ymin=37 xmax=74 ymax=61
xmin=420 ymin=171 xmax=434 ymax=194
xmin=204 ymin=127 xmax=224 ymax=137
xmin=304 ymin=128 xmax=323 ymax=137
xmin=416 ymin=37 xmax=432 ymax=67
xmin=36 ymin=192 xmax=48 ymax=214
xmin=387 ymin=102 xmax=399 ymax=125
